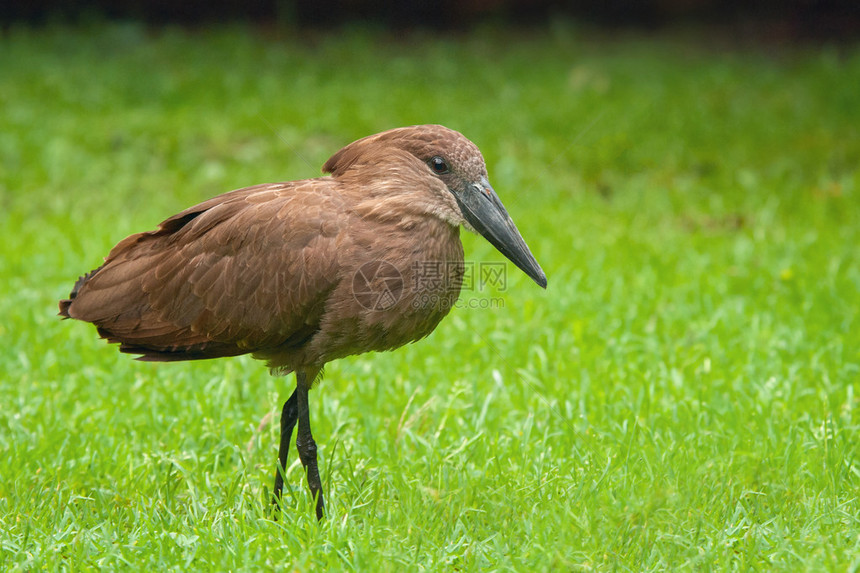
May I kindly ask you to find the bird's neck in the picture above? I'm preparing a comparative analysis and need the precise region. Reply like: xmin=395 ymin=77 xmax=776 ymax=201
xmin=348 ymin=177 xmax=463 ymax=229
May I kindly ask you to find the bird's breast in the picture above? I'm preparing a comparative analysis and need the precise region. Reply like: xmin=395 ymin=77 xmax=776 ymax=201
xmin=303 ymin=218 xmax=465 ymax=366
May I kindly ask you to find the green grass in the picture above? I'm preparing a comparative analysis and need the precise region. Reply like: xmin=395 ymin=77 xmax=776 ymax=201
xmin=1 ymin=22 xmax=859 ymax=571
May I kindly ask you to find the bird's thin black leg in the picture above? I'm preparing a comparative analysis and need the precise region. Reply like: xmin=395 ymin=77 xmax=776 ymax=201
xmin=295 ymin=369 xmax=325 ymax=520
xmin=272 ymin=389 xmax=298 ymax=507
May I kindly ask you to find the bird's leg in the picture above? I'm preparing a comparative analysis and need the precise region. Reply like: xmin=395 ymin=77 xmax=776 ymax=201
xmin=295 ymin=369 xmax=325 ymax=520
xmin=272 ymin=389 xmax=298 ymax=508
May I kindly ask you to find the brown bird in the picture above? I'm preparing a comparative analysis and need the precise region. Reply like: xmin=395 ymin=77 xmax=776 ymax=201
xmin=59 ymin=124 xmax=546 ymax=519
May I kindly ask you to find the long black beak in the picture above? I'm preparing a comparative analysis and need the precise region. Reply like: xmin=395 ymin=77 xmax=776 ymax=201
xmin=455 ymin=178 xmax=547 ymax=288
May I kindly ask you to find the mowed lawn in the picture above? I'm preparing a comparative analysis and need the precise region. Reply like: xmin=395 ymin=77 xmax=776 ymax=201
xmin=1 ymin=23 xmax=858 ymax=571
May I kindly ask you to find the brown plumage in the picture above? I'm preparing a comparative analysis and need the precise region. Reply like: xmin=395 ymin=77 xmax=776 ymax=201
xmin=60 ymin=124 xmax=546 ymax=519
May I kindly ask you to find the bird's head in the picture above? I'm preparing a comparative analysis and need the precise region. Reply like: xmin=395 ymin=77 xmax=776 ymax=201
xmin=324 ymin=125 xmax=547 ymax=289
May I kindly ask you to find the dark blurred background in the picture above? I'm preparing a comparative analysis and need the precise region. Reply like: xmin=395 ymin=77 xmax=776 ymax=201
xmin=2 ymin=0 xmax=858 ymax=40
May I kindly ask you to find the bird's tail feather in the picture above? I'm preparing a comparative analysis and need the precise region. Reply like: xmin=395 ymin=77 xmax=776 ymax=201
xmin=58 ymin=266 xmax=103 ymax=318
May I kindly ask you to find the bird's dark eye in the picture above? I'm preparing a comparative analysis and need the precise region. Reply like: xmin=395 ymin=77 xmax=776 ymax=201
xmin=429 ymin=156 xmax=449 ymax=174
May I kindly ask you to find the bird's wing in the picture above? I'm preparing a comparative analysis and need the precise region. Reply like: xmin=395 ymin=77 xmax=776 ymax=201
xmin=64 ymin=181 xmax=347 ymax=360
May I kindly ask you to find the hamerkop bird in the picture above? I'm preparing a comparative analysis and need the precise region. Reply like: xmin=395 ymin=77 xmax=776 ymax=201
xmin=59 ymin=124 xmax=546 ymax=519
